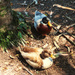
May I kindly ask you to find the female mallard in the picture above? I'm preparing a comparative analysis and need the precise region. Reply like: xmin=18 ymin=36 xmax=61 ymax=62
xmin=34 ymin=10 xmax=52 ymax=36
xmin=19 ymin=46 xmax=53 ymax=69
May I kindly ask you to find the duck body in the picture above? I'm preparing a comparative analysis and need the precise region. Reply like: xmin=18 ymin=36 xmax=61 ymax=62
xmin=19 ymin=46 xmax=53 ymax=69
xmin=34 ymin=11 xmax=52 ymax=35
xmin=37 ymin=23 xmax=52 ymax=35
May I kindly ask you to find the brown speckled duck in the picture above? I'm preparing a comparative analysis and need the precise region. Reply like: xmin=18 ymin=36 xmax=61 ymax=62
xmin=34 ymin=10 xmax=52 ymax=36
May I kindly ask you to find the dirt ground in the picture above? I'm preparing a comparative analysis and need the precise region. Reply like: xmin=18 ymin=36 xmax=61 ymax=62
xmin=0 ymin=0 xmax=75 ymax=75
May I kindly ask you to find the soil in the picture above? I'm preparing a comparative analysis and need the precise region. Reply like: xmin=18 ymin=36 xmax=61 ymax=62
xmin=0 ymin=0 xmax=75 ymax=75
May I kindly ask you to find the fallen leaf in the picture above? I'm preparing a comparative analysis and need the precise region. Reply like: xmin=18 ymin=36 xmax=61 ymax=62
xmin=15 ymin=54 xmax=19 ymax=57
xmin=3 ymin=67 xmax=7 ymax=70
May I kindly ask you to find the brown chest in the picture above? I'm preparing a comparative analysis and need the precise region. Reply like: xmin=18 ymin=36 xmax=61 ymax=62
xmin=37 ymin=24 xmax=52 ymax=34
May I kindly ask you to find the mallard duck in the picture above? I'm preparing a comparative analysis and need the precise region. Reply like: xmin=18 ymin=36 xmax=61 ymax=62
xmin=34 ymin=10 xmax=52 ymax=36
xmin=19 ymin=46 xmax=53 ymax=69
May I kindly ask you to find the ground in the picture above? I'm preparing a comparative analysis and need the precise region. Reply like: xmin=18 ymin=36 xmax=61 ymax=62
xmin=0 ymin=0 xmax=75 ymax=75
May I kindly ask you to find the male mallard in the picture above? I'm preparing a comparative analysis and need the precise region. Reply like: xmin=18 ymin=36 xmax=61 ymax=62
xmin=34 ymin=10 xmax=52 ymax=36
xmin=19 ymin=46 xmax=53 ymax=69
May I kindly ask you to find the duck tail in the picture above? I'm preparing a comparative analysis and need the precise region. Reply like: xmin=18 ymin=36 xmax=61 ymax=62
xmin=35 ymin=10 xmax=42 ymax=16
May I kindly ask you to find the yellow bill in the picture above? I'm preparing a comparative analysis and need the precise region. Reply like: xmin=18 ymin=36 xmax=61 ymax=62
xmin=50 ymin=54 xmax=56 ymax=59
xmin=48 ymin=21 xmax=52 ymax=27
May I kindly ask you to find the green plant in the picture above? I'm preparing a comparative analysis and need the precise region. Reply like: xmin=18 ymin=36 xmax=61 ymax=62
xmin=0 ymin=11 xmax=31 ymax=51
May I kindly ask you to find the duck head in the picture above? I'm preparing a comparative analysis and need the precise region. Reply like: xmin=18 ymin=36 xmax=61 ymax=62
xmin=37 ymin=17 xmax=52 ymax=36
xmin=42 ymin=17 xmax=52 ymax=28
xmin=34 ymin=11 xmax=53 ymax=36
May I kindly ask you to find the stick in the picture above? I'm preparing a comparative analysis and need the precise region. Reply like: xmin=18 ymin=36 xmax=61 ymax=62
xmin=24 ymin=1 xmax=35 ymax=11
xmin=65 ymin=46 xmax=71 ymax=53
xmin=52 ymin=25 xmax=75 ymax=46
xmin=53 ymin=4 xmax=75 ymax=11
xmin=66 ymin=32 xmax=75 ymax=39
xmin=52 ymin=21 xmax=75 ymax=38
xmin=53 ymin=41 xmax=60 ymax=48
xmin=23 ymin=66 xmax=34 ymax=75
xmin=54 ymin=53 xmax=69 ymax=56
xmin=66 ymin=23 xmax=75 ymax=29
xmin=50 ymin=47 xmax=57 ymax=54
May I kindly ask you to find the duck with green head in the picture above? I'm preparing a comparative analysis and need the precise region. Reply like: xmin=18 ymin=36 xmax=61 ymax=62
xmin=34 ymin=10 xmax=52 ymax=36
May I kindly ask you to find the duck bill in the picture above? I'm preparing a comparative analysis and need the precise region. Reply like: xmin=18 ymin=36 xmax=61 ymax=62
xmin=48 ymin=21 xmax=52 ymax=27
xmin=50 ymin=54 xmax=56 ymax=59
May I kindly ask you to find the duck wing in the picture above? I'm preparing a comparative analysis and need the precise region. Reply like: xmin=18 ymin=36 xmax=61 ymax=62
xmin=26 ymin=58 xmax=43 ymax=69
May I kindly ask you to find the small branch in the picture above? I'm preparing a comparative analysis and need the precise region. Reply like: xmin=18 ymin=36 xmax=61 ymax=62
xmin=52 ymin=21 xmax=75 ymax=38
xmin=66 ymin=23 xmax=75 ymax=30
xmin=21 ymin=40 xmax=25 ymax=46
xmin=53 ymin=41 xmax=60 ymax=48
xmin=54 ymin=53 xmax=69 ymax=56
xmin=50 ymin=47 xmax=57 ymax=54
xmin=52 ymin=21 xmax=61 ymax=27
xmin=65 ymin=46 xmax=71 ymax=53
xmin=23 ymin=66 xmax=34 ymax=75
xmin=52 ymin=25 xmax=75 ymax=46
xmin=66 ymin=32 xmax=75 ymax=39
xmin=53 ymin=22 xmax=75 ymax=29
xmin=24 ymin=1 xmax=35 ymax=11
xmin=53 ymin=4 xmax=75 ymax=11
xmin=52 ymin=21 xmax=62 ymax=31
xmin=65 ymin=16 xmax=73 ymax=21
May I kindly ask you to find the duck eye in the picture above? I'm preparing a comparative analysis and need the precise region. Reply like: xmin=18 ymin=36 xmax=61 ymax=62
xmin=42 ymin=17 xmax=48 ymax=24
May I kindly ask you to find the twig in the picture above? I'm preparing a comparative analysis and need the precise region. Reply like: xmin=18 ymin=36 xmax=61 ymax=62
xmin=66 ymin=23 xmax=75 ymax=30
xmin=10 ymin=42 xmax=15 ymax=47
xmin=21 ymin=40 xmax=25 ymax=46
xmin=53 ymin=4 xmax=75 ymax=11
xmin=23 ymin=66 xmax=34 ymax=75
xmin=24 ymin=1 xmax=35 ymax=11
xmin=65 ymin=16 xmax=73 ymax=21
xmin=53 ymin=22 xmax=75 ymax=29
xmin=54 ymin=53 xmax=69 ymax=56
xmin=68 ymin=58 xmax=75 ymax=68
xmin=52 ymin=21 xmax=61 ymax=27
xmin=50 ymin=47 xmax=57 ymax=54
xmin=52 ymin=25 xmax=75 ymax=46
xmin=52 ymin=21 xmax=61 ymax=30
xmin=53 ymin=41 xmax=60 ymax=48
xmin=63 ymin=24 xmax=75 ymax=39
xmin=52 ymin=21 xmax=75 ymax=38
xmin=65 ymin=46 xmax=71 ymax=53
xmin=66 ymin=32 xmax=75 ymax=39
